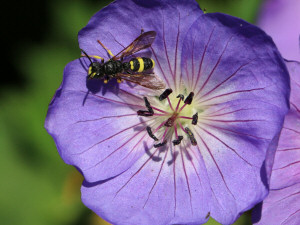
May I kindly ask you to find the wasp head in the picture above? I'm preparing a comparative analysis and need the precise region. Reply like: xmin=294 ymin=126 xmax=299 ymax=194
xmin=88 ymin=62 xmax=104 ymax=79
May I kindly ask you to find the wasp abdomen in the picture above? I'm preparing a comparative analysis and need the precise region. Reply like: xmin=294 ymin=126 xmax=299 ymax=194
xmin=129 ymin=57 xmax=154 ymax=72
xmin=142 ymin=57 xmax=154 ymax=70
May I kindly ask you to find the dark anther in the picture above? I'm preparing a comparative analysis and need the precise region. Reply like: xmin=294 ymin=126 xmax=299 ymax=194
xmin=185 ymin=127 xmax=197 ymax=146
xmin=144 ymin=97 xmax=154 ymax=114
xmin=184 ymin=92 xmax=194 ymax=105
xmin=159 ymin=88 xmax=173 ymax=101
xmin=192 ymin=112 xmax=198 ymax=125
xmin=146 ymin=126 xmax=158 ymax=141
xmin=154 ymin=140 xmax=167 ymax=148
xmin=137 ymin=110 xmax=153 ymax=117
xmin=176 ymin=94 xmax=184 ymax=100
xmin=137 ymin=97 xmax=154 ymax=116
xmin=172 ymin=136 xmax=183 ymax=146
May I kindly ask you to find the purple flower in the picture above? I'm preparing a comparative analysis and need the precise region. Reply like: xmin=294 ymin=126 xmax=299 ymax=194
xmin=45 ymin=0 xmax=290 ymax=224
xmin=252 ymin=60 xmax=300 ymax=225
xmin=257 ymin=0 xmax=300 ymax=61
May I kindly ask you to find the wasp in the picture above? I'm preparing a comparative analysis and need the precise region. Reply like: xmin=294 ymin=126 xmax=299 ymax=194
xmin=81 ymin=31 xmax=165 ymax=90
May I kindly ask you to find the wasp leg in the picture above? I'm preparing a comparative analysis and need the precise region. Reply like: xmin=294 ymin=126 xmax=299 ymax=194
xmin=103 ymin=75 xmax=110 ymax=84
xmin=117 ymin=78 xmax=122 ymax=83
xmin=97 ymin=40 xmax=114 ymax=58
xmin=81 ymin=54 xmax=104 ymax=62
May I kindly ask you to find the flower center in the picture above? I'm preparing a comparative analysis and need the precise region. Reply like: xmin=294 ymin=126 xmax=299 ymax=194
xmin=137 ymin=88 xmax=198 ymax=147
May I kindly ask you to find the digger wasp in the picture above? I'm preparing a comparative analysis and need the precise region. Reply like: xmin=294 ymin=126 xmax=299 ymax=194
xmin=81 ymin=30 xmax=165 ymax=90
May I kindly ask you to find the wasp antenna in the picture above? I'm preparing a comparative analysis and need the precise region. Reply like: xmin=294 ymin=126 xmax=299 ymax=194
xmin=81 ymin=49 xmax=93 ymax=64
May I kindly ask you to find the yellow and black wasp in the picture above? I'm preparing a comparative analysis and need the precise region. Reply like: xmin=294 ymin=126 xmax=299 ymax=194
xmin=81 ymin=31 xmax=165 ymax=90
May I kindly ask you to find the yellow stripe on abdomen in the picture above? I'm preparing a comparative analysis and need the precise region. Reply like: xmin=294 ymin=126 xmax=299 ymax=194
xmin=151 ymin=59 xmax=155 ymax=69
xmin=137 ymin=57 xmax=144 ymax=72
xmin=130 ymin=61 xmax=134 ymax=70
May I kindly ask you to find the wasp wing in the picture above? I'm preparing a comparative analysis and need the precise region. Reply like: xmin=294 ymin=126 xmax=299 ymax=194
xmin=113 ymin=31 xmax=156 ymax=60
xmin=118 ymin=73 xmax=166 ymax=90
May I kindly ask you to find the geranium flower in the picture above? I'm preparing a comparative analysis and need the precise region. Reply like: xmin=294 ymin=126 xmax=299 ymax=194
xmin=45 ymin=0 xmax=290 ymax=224
xmin=252 ymin=60 xmax=300 ymax=225
xmin=257 ymin=0 xmax=300 ymax=61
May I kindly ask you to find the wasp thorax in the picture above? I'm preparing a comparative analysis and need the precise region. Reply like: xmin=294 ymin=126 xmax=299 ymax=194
xmin=137 ymin=89 xmax=199 ymax=147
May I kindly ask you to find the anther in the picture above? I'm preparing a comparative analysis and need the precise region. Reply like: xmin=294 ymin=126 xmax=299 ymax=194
xmin=146 ymin=126 xmax=158 ymax=141
xmin=144 ymin=97 xmax=154 ymax=114
xmin=137 ymin=97 xmax=154 ymax=117
xmin=176 ymin=94 xmax=184 ymax=100
xmin=172 ymin=136 xmax=183 ymax=146
xmin=184 ymin=92 xmax=194 ymax=105
xmin=185 ymin=127 xmax=197 ymax=146
xmin=192 ymin=112 xmax=198 ymax=125
xmin=159 ymin=88 xmax=173 ymax=101
xmin=137 ymin=110 xmax=153 ymax=117
xmin=154 ymin=140 xmax=167 ymax=148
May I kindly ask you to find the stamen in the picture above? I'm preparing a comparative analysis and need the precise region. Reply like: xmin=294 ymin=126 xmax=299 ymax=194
xmin=175 ymin=94 xmax=184 ymax=111
xmin=146 ymin=126 xmax=158 ymax=141
xmin=176 ymin=94 xmax=184 ymax=100
xmin=172 ymin=136 xmax=183 ymax=146
xmin=159 ymin=88 xmax=173 ymax=101
xmin=161 ymin=127 xmax=169 ymax=142
xmin=151 ymin=106 xmax=168 ymax=114
xmin=179 ymin=116 xmax=192 ymax=120
xmin=137 ymin=97 xmax=154 ymax=117
xmin=184 ymin=92 xmax=194 ymax=105
xmin=167 ymin=96 xmax=174 ymax=111
xmin=154 ymin=140 xmax=167 ymax=148
xmin=185 ymin=127 xmax=197 ymax=146
xmin=192 ymin=112 xmax=198 ymax=125
xmin=174 ymin=123 xmax=179 ymax=139
xmin=144 ymin=97 xmax=154 ymax=114
xmin=179 ymin=92 xmax=194 ymax=112
xmin=178 ymin=120 xmax=187 ymax=134
xmin=137 ymin=110 xmax=153 ymax=117
xmin=154 ymin=121 xmax=167 ymax=133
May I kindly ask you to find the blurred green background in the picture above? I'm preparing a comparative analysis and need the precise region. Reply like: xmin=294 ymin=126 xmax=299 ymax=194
xmin=1 ymin=0 xmax=262 ymax=224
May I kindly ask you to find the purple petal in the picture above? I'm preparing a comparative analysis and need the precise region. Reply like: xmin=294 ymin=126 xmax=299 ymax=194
xmin=81 ymin=144 xmax=211 ymax=225
xmin=252 ymin=61 xmax=300 ymax=224
xmin=78 ymin=0 xmax=203 ymax=90
xmin=257 ymin=0 xmax=300 ymax=61
xmin=253 ymin=183 xmax=300 ymax=225
xmin=288 ymin=60 xmax=300 ymax=113
xmin=270 ymin=111 xmax=300 ymax=189
xmin=181 ymin=13 xmax=290 ymax=224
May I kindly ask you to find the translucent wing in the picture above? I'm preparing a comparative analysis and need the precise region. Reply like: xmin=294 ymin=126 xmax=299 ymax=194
xmin=113 ymin=31 xmax=156 ymax=60
xmin=118 ymin=73 xmax=166 ymax=90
